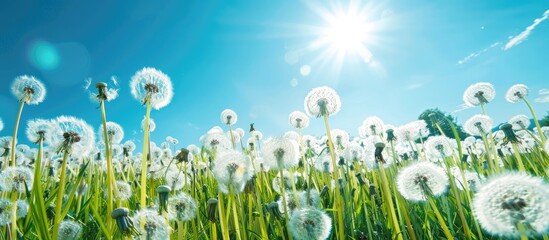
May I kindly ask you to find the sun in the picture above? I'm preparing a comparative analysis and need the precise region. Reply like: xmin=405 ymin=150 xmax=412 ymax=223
xmin=305 ymin=1 xmax=381 ymax=73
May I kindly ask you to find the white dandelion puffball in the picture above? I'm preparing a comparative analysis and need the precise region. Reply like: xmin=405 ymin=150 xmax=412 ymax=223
xmin=508 ymin=114 xmax=530 ymax=130
xmin=0 ymin=166 xmax=33 ymax=193
xmin=289 ymin=111 xmax=310 ymax=129
xmin=506 ymin=84 xmax=528 ymax=103
xmin=396 ymin=161 xmax=449 ymax=202
xmin=424 ymin=135 xmax=455 ymax=158
xmin=359 ymin=116 xmax=385 ymax=137
xmin=98 ymin=121 xmax=124 ymax=144
xmin=289 ymin=208 xmax=332 ymax=240
xmin=473 ymin=173 xmax=549 ymax=238
xmin=451 ymin=167 xmax=483 ymax=192
xmin=130 ymin=67 xmax=173 ymax=110
xmin=168 ymin=192 xmax=198 ymax=222
xmin=220 ymin=109 xmax=238 ymax=125
xmin=49 ymin=116 xmax=95 ymax=157
xmin=212 ymin=150 xmax=253 ymax=194
xmin=463 ymin=82 xmax=496 ymax=107
xmin=133 ymin=209 xmax=169 ymax=239
xmin=26 ymin=119 xmax=54 ymax=144
xmin=464 ymin=114 xmax=493 ymax=136
xmin=331 ymin=129 xmax=349 ymax=147
xmin=304 ymin=86 xmax=341 ymax=117
xmin=57 ymin=220 xmax=82 ymax=239
xmin=201 ymin=132 xmax=231 ymax=152
xmin=11 ymin=75 xmax=46 ymax=105
xmin=141 ymin=117 xmax=156 ymax=132
xmin=261 ymin=137 xmax=300 ymax=170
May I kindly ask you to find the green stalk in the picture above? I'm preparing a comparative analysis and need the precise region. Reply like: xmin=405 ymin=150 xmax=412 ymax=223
xmin=228 ymin=124 xmax=236 ymax=150
xmin=10 ymin=191 xmax=18 ymax=240
xmin=427 ymin=198 xmax=454 ymax=240
xmin=511 ymin=143 xmax=526 ymax=172
xmin=10 ymin=101 xmax=25 ymax=167
xmin=218 ymin=193 xmax=230 ymax=240
xmin=523 ymin=98 xmax=546 ymax=144
xmin=322 ymin=114 xmax=345 ymax=239
xmin=99 ymin=99 xmax=115 ymax=231
xmin=279 ymin=170 xmax=292 ymax=240
xmin=31 ymin=139 xmax=50 ymax=240
xmin=51 ymin=151 xmax=69 ymax=240
xmin=378 ymin=162 xmax=403 ymax=240
xmin=139 ymin=99 xmax=152 ymax=229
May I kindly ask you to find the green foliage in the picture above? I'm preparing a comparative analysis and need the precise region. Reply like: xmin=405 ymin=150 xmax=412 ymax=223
xmin=541 ymin=111 xmax=549 ymax=127
xmin=418 ymin=108 xmax=469 ymax=140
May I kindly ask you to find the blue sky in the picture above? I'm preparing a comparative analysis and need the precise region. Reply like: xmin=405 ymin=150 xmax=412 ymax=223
xmin=0 ymin=0 xmax=548 ymax=147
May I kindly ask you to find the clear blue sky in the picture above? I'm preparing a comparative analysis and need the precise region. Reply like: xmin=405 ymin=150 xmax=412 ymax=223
xmin=1 ymin=0 xmax=548 ymax=147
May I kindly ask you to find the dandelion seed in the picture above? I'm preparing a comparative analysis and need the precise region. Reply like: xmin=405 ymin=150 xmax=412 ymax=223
xmin=424 ymin=135 xmax=455 ymax=159
xmin=201 ymin=132 xmax=231 ymax=153
xmin=212 ymin=150 xmax=253 ymax=194
xmin=99 ymin=121 xmax=125 ymax=144
xmin=168 ymin=192 xmax=198 ymax=222
xmin=141 ymin=117 xmax=156 ymax=132
xmin=133 ymin=209 xmax=169 ymax=239
xmin=0 ymin=166 xmax=33 ymax=193
xmin=463 ymin=82 xmax=496 ymax=107
xmin=89 ymin=81 xmax=119 ymax=102
xmin=396 ymin=161 xmax=448 ymax=201
xmin=57 ymin=220 xmax=82 ymax=239
xmin=130 ymin=67 xmax=173 ymax=110
xmin=289 ymin=111 xmax=310 ymax=129
xmin=304 ymin=86 xmax=341 ymax=117
xmin=473 ymin=173 xmax=549 ymax=237
xmin=261 ymin=137 xmax=300 ymax=170
xmin=506 ymin=84 xmax=528 ymax=103
xmin=220 ymin=109 xmax=238 ymax=125
xmin=50 ymin=116 xmax=95 ymax=157
xmin=464 ymin=114 xmax=493 ymax=136
xmin=112 ymin=181 xmax=132 ymax=200
xmin=11 ymin=75 xmax=46 ymax=105
xmin=288 ymin=208 xmax=332 ymax=240
xmin=359 ymin=116 xmax=385 ymax=137
xmin=508 ymin=114 xmax=531 ymax=131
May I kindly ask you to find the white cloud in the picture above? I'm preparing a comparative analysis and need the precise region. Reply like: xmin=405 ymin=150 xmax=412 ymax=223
xmin=504 ymin=9 xmax=549 ymax=50
xmin=535 ymin=88 xmax=549 ymax=103
xmin=451 ymin=103 xmax=473 ymax=114
xmin=458 ymin=42 xmax=501 ymax=65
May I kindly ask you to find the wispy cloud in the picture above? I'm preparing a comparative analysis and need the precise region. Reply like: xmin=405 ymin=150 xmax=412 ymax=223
xmin=535 ymin=88 xmax=549 ymax=103
xmin=407 ymin=83 xmax=424 ymax=90
xmin=504 ymin=9 xmax=549 ymax=50
xmin=451 ymin=103 xmax=473 ymax=114
xmin=458 ymin=42 xmax=501 ymax=65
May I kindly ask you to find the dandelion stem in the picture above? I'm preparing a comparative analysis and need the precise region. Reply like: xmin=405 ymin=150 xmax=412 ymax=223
xmin=9 ymin=101 xmax=25 ymax=168
xmin=139 ymin=99 xmax=152 ymax=230
xmin=51 ymin=151 xmax=69 ymax=240
xmin=523 ymin=98 xmax=546 ymax=144
xmin=99 ymin=99 xmax=115 ymax=231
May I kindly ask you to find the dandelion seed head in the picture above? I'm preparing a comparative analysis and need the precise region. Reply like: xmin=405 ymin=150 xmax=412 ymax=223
xmin=396 ymin=161 xmax=448 ymax=202
xmin=508 ymin=114 xmax=531 ymax=130
xmin=168 ymin=192 xmax=198 ymax=222
xmin=272 ymin=171 xmax=296 ymax=194
xmin=331 ymin=129 xmax=349 ymax=148
xmin=289 ymin=208 xmax=332 ymax=240
xmin=314 ymin=153 xmax=334 ymax=173
xmin=473 ymin=173 xmax=549 ymax=237
xmin=11 ymin=75 xmax=46 ymax=105
xmin=0 ymin=166 xmax=33 ymax=193
xmin=304 ymin=86 xmax=341 ymax=117
xmin=261 ymin=137 xmax=300 ymax=170
xmin=212 ymin=150 xmax=253 ymax=194
xmin=141 ymin=117 xmax=156 ymax=132
xmin=464 ymin=114 xmax=493 ymax=136
xmin=0 ymin=198 xmax=13 ymax=226
xmin=165 ymin=169 xmax=189 ymax=191
xmin=343 ymin=143 xmax=363 ymax=162
xmin=201 ymin=132 xmax=231 ymax=152
xmin=289 ymin=111 xmax=310 ymax=129
xmin=506 ymin=84 xmax=528 ymax=103
xmin=463 ymin=82 xmax=496 ymax=107
xmin=130 ymin=67 xmax=173 ymax=110
xmin=16 ymin=200 xmax=28 ymax=219
xmin=451 ymin=167 xmax=483 ymax=192
xmin=99 ymin=121 xmax=124 ymax=144
xmin=50 ymin=116 xmax=95 ymax=157
xmin=359 ymin=116 xmax=385 ymax=137
xmin=425 ymin=135 xmax=455 ymax=158
xmin=284 ymin=131 xmax=300 ymax=143
xmin=115 ymin=181 xmax=132 ymax=200
xmin=58 ymin=220 xmax=82 ymax=240
xmin=220 ymin=109 xmax=238 ymax=125
xmin=133 ymin=209 xmax=169 ymax=239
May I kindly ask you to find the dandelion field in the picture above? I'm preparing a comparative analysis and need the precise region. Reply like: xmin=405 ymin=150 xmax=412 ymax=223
xmin=1 ymin=71 xmax=549 ymax=240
